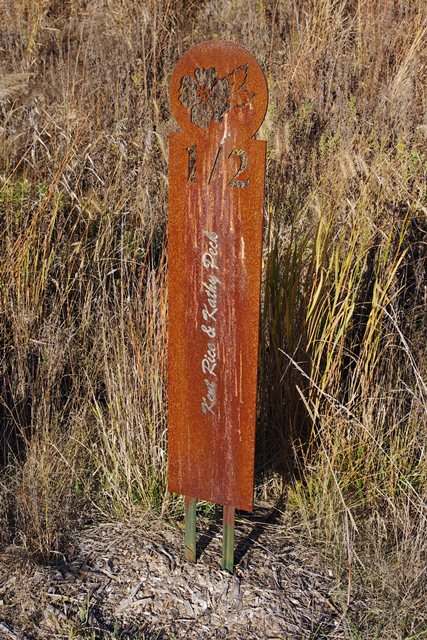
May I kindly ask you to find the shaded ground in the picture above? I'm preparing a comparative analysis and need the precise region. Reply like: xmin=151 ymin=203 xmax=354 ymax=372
xmin=0 ymin=507 xmax=354 ymax=639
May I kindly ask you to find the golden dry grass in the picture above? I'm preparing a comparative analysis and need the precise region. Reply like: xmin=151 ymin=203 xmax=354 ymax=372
xmin=0 ymin=1 xmax=426 ymax=636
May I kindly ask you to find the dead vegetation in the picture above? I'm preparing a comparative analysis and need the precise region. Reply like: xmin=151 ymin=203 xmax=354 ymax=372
xmin=0 ymin=1 xmax=426 ymax=638
xmin=0 ymin=512 xmax=351 ymax=639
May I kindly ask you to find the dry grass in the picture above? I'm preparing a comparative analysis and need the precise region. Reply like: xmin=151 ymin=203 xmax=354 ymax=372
xmin=0 ymin=0 xmax=426 ymax=637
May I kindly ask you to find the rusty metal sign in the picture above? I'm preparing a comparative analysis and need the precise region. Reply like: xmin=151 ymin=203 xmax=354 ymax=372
xmin=167 ymin=41 xmax=267 ymax=569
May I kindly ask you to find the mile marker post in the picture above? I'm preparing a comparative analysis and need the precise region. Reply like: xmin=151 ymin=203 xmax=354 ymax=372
xmin=167 ymin=41 xmax=268 ymax=572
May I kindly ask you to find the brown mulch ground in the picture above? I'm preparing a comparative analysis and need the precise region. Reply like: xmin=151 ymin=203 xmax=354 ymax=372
xmin=0 ymin=507 xmax=354 ymax=639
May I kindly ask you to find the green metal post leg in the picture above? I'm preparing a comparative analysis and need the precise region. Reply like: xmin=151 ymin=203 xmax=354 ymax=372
xmin=184 ymin=496 xmax=197 ymax=562
xmin=222 ymin=505 xmax=235 ymax=573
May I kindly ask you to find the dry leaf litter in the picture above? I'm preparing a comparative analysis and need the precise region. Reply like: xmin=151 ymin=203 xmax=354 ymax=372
xmin=0 ymin=507 xmax=353 ymax=639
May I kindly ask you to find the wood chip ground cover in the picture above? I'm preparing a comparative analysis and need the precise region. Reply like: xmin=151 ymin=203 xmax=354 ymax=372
xmin=0 ymin=510 xmax=353 ymax=639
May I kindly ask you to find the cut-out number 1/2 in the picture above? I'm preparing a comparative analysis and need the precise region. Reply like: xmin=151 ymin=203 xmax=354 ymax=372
xmin=228 ymin=148 xmax=249 ymax=188
xmin=187 ymin=145 xmax=249 ymax=188
xmin=187 ymin=144 xmax=196 ymax=182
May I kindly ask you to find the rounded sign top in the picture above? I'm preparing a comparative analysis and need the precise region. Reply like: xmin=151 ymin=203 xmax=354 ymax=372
xmin=170 ymin=40 xmax=268 ymax=139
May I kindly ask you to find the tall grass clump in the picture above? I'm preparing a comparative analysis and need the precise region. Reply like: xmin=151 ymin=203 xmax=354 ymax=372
xmin=0 ymin=0 xmax=193 ymax=555
xmin=0 ymin=0 xmax=426 ymax=633
xmin=256 ymin=1 xmax=426 ymax=634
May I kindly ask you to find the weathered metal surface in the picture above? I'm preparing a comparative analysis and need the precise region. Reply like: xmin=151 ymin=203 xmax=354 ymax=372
xmin=184 ymin=497 xmax=197 ymax=562
xmin=168 ymin=41 xmax=268 ymax=512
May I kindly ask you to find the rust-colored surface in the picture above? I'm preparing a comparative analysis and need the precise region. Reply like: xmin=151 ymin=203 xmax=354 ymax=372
xmin=167 ymin=41 xmax=268 ymax=512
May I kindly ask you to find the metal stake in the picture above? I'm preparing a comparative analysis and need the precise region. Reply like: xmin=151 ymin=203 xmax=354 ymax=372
xmin=222 ymin=505 xmax=235 ymax=572
xmin=184 ymin=496 xmax=197 ymax=562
